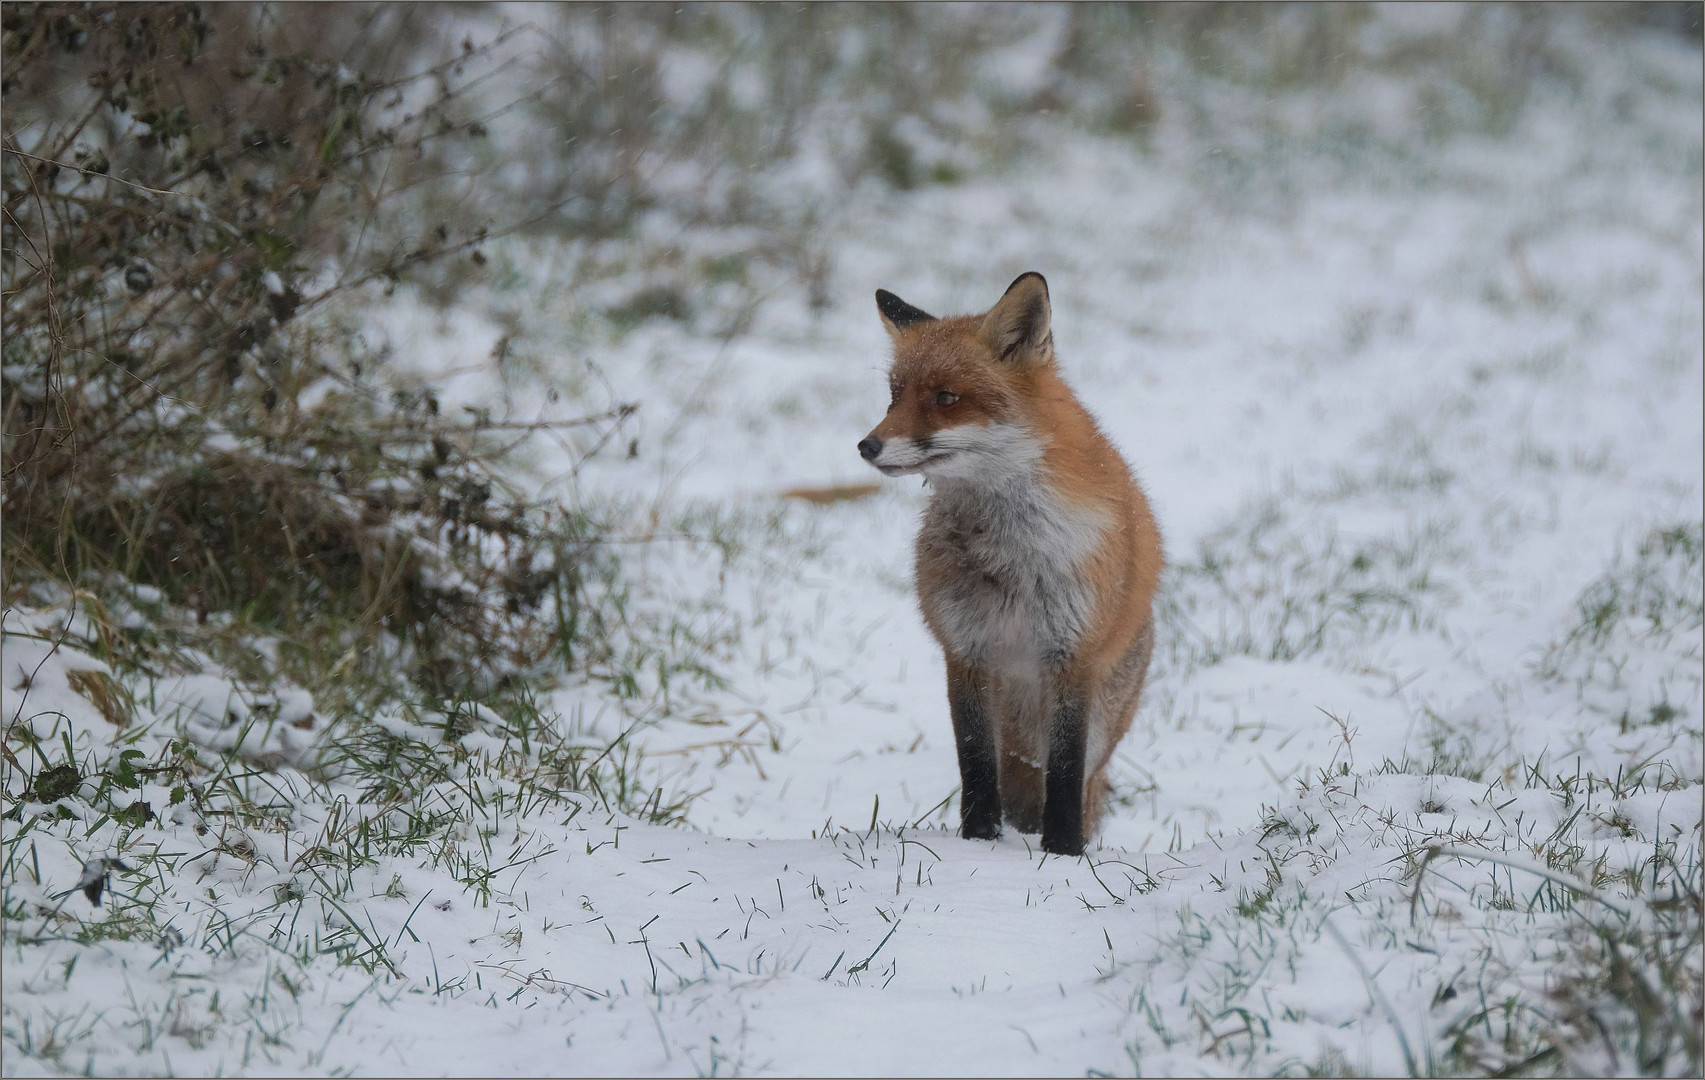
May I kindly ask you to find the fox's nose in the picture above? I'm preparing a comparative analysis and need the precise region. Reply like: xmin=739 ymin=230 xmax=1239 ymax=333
xmin=858 ymin=437 xmax=883 ymax=462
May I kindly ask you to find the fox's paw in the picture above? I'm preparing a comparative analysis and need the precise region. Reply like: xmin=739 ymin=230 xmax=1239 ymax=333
xmin=960 ymin=817 xmax=1002 ymax=841
xmin=1040 ymin=830 xmax=1084 ymax=857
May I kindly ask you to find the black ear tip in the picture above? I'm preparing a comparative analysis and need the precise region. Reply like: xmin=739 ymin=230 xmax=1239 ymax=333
xmin=877 ymin=288 xmax=936 ymax=329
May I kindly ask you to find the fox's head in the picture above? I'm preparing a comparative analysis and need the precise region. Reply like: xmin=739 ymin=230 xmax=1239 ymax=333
xmin=859 ymin=272 xmax=1056 ymax=481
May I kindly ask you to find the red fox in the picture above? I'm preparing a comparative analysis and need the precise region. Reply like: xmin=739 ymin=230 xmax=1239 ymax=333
xmin=859 ymin=272 xmax=1163 ymax=856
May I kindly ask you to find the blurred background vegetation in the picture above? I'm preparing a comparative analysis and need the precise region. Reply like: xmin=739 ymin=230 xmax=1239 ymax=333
xmin=3 ymin=0 xmax=1699 ymax=733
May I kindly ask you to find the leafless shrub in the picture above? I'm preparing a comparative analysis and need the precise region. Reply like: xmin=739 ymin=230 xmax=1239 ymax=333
xmin=1 ymin=3 xmax=629 ymax=695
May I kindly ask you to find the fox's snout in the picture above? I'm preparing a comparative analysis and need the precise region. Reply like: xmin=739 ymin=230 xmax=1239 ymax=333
xmin=857 ymin=436 xmax=882 ymax=462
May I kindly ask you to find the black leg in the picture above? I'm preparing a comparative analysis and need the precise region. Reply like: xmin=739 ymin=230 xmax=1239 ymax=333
xmin=1040 ymin=680 xmax=1088 ymax=856
xmin=946 ymin=661 xmax=1001 ymax=840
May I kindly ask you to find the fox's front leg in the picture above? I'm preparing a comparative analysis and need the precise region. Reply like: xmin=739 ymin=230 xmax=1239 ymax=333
xmin=1040 ymin=676 xmax=1089 ymax=856
xmin=946 ymin=660 xmax=1002 ymax=840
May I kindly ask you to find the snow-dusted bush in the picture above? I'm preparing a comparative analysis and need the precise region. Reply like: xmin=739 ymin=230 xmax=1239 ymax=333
xmin=0 ymin=4 xmax=636 ymax=696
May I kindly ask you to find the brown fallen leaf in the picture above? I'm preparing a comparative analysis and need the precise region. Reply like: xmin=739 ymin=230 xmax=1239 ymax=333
xmin=780 ymin=482 xmax=882 ymax=505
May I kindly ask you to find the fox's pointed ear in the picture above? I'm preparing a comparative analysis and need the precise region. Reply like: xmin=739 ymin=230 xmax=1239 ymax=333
xmin=876 ymin=289 xmax=936 ymax=336
xmin=980 ymin=272 xmax=1052 ymax=363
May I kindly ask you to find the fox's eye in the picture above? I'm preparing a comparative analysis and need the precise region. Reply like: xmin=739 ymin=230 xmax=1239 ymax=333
xmin=935 ymin=391 xmax=959 ymax=407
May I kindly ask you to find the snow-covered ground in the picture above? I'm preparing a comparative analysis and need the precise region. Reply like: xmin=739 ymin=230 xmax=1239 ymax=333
xmin=5 ymin=9 xmax=1700 ymax=1077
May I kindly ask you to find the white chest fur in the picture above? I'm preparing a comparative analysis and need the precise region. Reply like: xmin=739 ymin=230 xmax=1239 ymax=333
xmin=917 ymin=424 xmax=1109 ymax=672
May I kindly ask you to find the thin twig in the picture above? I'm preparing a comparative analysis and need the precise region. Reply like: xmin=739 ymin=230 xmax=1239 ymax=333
xmin=1321 ymin=912 xmax=1425 ymax=1077
xmin=1410 ymin=843 xmax=1633 ymax=925
xmin=2 ymin=149 xmax=243 ymax=236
